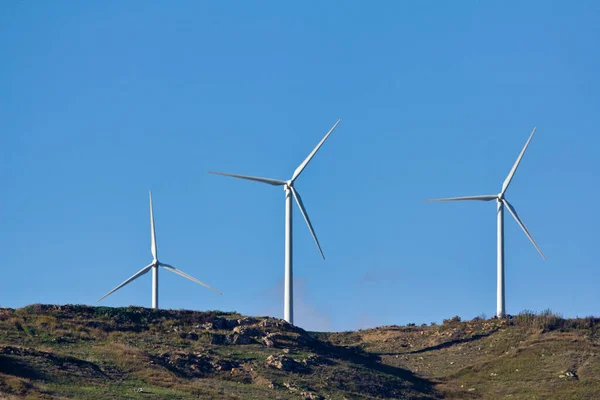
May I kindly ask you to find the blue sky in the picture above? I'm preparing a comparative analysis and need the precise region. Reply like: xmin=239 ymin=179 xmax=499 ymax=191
xmin=1 ymin=2 xmax=598 ymax=331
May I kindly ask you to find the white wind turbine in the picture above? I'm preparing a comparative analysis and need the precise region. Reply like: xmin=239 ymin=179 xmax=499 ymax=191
xmin=98 ymin=191 xmax=221 ymax=309
xmin=425 ymin=128 xmax=546 ymax=318
xmin=209 ymin=119 xmax=341 ymax=325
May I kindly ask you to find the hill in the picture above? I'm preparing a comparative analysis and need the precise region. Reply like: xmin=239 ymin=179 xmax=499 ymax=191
xmin=0 ymin=305 xmax=598 ymax=399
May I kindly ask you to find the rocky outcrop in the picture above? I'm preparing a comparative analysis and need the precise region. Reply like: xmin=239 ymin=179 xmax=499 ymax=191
xmin=303 ymin=354 xmax=334 ymax=366
xmin=227 ymin=325 xmax=260 ymax=344
xmin=211 ymin=359 xmax=239 ymax=372
xmin=155 ymin=351 xmax=214 ymax=377
xmin=266 ymin=354 xmax=308 ymax=373
xmin=211 ymin=317 xmax=239 ymax=330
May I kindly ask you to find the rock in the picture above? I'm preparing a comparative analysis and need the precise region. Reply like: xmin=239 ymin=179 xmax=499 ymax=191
xmin=560 ymin=370 xmax=578 ymax=379
xmin=212 ymin=359 xmax=238 ymax=372
xmin=263 ymin=336 xmax=275 ymax=348
xmin=301 ymin=391 xmax=326 ymax=400
xmin=468 ymin=388 xmax=476 ymax=392
xmin=259 ymin=318 xmax=287 ymax=329
xmin=211 ymin=333 xmax=227 ymax=344
xmin=232 ymin=325 xmax=260 ymax=336
xmin=303 ymin=354 xmax=333 ymax=366
xmin=228 ymin=333 xmax=255 ymax=345
xmin=266 ymin=355 xmax=307 ymax=372
xmin=211 ymin=317 xmax=227 ymax=330
xmin=155 ymin=352 xmax=213 ymax=377
xmin=237 ymin=317 xmax=258 ymax=326
xmin=228 ymin=326 xmax=261 ymax=345
xmin=262 ymin=332 xmax=283 ymax=348
xmin=259 ymin=319 xmax=277 ymax=328
xmin=212 ymin=317 xmax=238 ymax=330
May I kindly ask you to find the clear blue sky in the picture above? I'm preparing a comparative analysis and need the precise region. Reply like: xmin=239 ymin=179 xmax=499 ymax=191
xmin=1 ymin=2 xmax=598 ymax=331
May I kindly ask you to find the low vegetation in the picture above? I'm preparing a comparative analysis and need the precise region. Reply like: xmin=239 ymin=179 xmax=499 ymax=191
xmin=0 ymin=305 xmax=598 ymax=399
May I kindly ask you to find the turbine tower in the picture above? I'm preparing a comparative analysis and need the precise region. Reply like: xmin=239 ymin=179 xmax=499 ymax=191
xmin=98 ymin=191 xmax=221 ymax=308
xmin=210 ymin=119 xmax=341 ymax=325
xmin=425 ymin=128 xmax=546 ymax=318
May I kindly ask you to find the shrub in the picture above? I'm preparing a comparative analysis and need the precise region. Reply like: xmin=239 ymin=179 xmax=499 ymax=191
xmin=537 ymin=309 xmax=564 ymax=332
xmin=513 ymin=310 xmax=536 ymax=325
xmin=513 ymin=309 xmax=566 ymax=332
xmin=443 ymin=316 xmax=461 ymax=325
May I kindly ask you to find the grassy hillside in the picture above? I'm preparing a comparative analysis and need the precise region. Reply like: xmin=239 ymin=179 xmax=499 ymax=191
xmin=0 ymin=305 xmax=598 ymax=399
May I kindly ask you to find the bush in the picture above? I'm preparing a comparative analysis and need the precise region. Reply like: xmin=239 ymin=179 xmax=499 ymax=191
xmin=513 ymin=309 xmax=568 ymax=332
xmin=443 ymin=316 xmax=461 ymax=325
xmin=513 ymin=310 xmax=536 ymax=325
xmin=18 ymin=304 xmax=45 ymax=315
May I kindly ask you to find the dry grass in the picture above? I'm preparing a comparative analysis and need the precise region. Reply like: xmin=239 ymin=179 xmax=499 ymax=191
xmin=1 ymin=306 xmax=599 ymax=399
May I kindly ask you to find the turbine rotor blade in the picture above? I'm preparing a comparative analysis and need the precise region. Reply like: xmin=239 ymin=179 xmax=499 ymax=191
xmin=290 ymin=187 xmax=325 ymax=260
xmin=209 ymin=171 xmax=286 ymax=186
xmin=160 ymin=263 xmax=222 ymax=294
xmin=149 ymin=191 xmax=157 ymax=260
xmin=424 ymin=195 xmax=498 ymax=202
xmin=502 ymin=199 xmax=546 ymax=260
xmin=291 ymin=118 xmax=341 ymax=183
xmin=501 ymin=127 xmax=537 ymax=196
xmin=97 ymin=263 xmax=154 ymax=303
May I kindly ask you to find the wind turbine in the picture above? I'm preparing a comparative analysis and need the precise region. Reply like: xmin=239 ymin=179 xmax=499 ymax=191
xmin=209 ymin=119 xmax=341 ymax=325
xmin=98 ymin=191 xmax=221 ymax=309
xmin=425 ymin=128 xmax=546 ymax=318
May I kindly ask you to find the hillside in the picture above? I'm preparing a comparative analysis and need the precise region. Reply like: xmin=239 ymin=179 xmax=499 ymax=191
xmin=0 ymin=305 xmax=598 ymax=399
